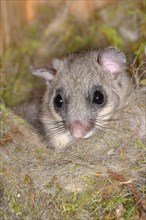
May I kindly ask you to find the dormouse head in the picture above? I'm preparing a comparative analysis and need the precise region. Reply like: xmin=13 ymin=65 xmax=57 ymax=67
xmin=30 ymin=47 xmax=129 ymax=140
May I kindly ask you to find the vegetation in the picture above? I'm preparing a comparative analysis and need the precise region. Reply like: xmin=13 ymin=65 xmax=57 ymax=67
xmin=1 ymin=1 xmax=146 ymax=219
xmin=1 ymin=1 xmax=145 ymax=107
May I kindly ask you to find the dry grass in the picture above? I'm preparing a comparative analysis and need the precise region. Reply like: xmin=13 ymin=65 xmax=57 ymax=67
xmin=1 ymin=1 xmax=146 ymax=219
xmin=1 ymin=85 xmax=146 ymax=219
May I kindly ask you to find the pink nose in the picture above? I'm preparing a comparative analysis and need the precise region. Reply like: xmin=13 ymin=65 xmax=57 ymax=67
xmin=69 ymin=120 xmax=90 ymax=138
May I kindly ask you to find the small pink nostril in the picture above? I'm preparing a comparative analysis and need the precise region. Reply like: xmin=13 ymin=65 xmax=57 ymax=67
xmin=69 ymin=120 xmax=90 ymax=138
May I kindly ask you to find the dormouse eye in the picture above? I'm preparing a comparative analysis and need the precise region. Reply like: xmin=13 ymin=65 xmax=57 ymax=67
xmin=54 ymin=94 xmax=63 ymax=109
xmin=93 ymin=90 xmax=105 ymax=105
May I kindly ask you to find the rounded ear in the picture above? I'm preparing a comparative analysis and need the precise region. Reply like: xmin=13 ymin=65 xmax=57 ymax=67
xmin=97 ymin=47 xmax=127 ymax=78
xmin=30 ymin=59 xmax=62 ymax=83
xmin=30 ymin=64 xmax=56 ymax=82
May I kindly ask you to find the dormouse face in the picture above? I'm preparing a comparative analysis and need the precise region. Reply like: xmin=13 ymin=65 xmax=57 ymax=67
xmin=31 ymin=47 xmax=129 ymax=140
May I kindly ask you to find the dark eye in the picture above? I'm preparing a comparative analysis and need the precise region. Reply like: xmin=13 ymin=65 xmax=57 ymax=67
xmin=54 ymin=94 xmax=63 ymax=109
xmin=93 ymin=90 xmax=105 ymax=105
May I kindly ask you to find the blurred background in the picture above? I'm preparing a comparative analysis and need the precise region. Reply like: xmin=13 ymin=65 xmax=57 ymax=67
xmin=0 ymin=0 xmax=145 ymax=107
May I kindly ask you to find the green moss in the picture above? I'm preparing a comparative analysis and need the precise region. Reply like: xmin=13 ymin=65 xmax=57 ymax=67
xmin=62 ymin=190 xmax=91 ymax=219
xmin=87 ymin=190 xmax=137 ymax=219
xmin=135 ymin=139 xmax=146 ymax=150
xmin=59 ymin=179 xmax=140 ymax=219
xmin=9 ymin=197 xmax=22 ymax=216
xmin=82 ymin=176 xmax=96 ymax=187
xmin=35 ymin=147 xmax=46 ymax=153
xmin=101 ymin=25 xmax=124 ymax=48
xmin=140 ymin=78 xmax=146 ymax=86
xmin=134 ymin=42 xmax=145 ymax=64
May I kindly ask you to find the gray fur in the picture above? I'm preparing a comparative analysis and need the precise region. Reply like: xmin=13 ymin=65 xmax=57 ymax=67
xmin=31 ymin=47 xmax=131 ymax=149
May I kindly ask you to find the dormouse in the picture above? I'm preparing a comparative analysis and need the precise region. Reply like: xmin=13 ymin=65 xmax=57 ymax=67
xmin=30 ymin=47 xmax=131 ymax=149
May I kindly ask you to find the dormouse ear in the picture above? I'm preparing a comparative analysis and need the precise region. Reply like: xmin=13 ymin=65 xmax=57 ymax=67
xmin=30 ymin=59 xmax=62 ymax=83
xmin=30 ymin=64 xmax=56 ymax=82
xmin=97 ymin=47 xmax=127 ymax=78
